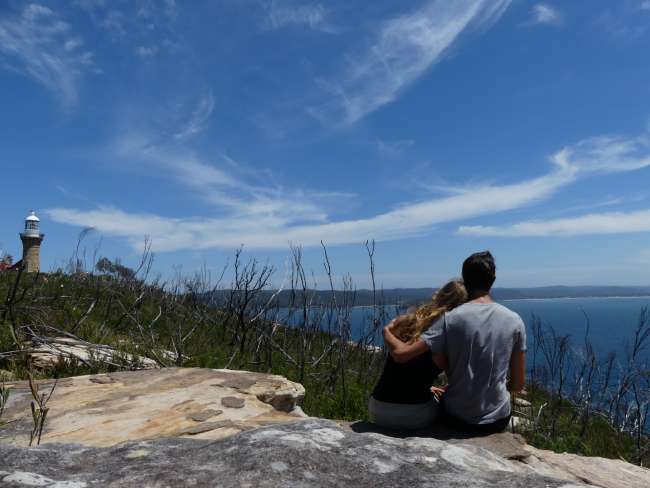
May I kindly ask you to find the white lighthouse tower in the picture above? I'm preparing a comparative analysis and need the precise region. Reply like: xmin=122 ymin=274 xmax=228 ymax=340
xmin=20 ymin=211 xmax=44 ymax=273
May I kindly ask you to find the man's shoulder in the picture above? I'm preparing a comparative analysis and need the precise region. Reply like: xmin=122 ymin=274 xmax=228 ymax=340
xmin=492 ymin=302 xmax=523 ymax=318
xmin=494 ymin=302 xmax=523 ymax=322
xmin=446 ymin=302 xmax=472 ymax=318
xmin=447 ymin=302 xmax=523 ymax=324
xmin=490 ymin=303 xmax=526 ymax=332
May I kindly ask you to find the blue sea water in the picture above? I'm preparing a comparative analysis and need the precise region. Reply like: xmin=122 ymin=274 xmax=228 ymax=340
xmin=503 ymin=297 xmax=650 ymax=359
xmin=304 ymin=297 xmax=650 ymax=360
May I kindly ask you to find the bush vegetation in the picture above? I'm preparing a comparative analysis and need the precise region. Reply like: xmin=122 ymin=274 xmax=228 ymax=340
xmin=0 ymin=240 xmax=648 ymax=465
xmin=522 ymin=313 xmax=649 ymax=465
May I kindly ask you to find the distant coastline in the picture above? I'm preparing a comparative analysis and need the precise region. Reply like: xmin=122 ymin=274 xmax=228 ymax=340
xmin=501 ymin=295 xmax=650 ymax=302
xmin=208 ymin=286 xmax=650 ymax=307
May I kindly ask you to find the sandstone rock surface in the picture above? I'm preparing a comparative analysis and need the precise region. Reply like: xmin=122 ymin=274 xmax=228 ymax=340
xmin=25 ymin=337 xmax=161 ymax=370
xmin=446 ymin=431 xmax=650 ymax=488
xmin=1 ymin=369 xmax=648 ymax=488
xmin=522 ymin=444 xmax=650 ymax=488
xmin=342 ymin=422 xmax=649 ymax=488
xmin=0 ymin=368 xmax=305 ymax=447
xmin=0 ymin=418 xmax=600 ymax=488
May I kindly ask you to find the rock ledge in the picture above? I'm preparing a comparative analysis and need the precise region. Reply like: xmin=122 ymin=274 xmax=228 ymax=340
xmin=0 ymin=368 xmax=305 ymax=447
xmin=0 ymin=419 xmax=601 ymax=488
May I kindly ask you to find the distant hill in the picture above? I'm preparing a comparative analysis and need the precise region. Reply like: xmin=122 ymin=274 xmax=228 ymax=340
xmin=493 ymin=286 xmax=650 ymax=300
xmin=208 ymin=286 xmax=650 ymax=307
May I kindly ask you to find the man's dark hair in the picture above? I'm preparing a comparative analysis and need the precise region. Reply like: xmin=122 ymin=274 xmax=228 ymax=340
xmin=462 ymin=251 xmax=496 ymax=294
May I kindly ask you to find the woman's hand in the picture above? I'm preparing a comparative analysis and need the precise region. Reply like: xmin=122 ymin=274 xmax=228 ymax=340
xmin=430 ymin=385 xmax=447 ymax=400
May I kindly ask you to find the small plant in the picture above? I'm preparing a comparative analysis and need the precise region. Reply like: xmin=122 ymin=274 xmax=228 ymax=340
xmin=27 ymin=373 xmax=56 ymax=446
xmin=0 ymin=381 xmax=9 ymax=423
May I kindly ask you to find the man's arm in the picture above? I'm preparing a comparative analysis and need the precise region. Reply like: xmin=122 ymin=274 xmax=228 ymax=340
xmin=383 ymin=325 xmax=429 ymax=363
xmin=508 ymin=351 xmax=525 ymax=393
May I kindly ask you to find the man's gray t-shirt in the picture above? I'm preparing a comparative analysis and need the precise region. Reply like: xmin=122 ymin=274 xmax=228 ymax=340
xmin=421 ymin=302 xmax=526 ymax=424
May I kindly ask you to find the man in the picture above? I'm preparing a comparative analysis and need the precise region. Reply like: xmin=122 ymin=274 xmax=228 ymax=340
xmin=383 ymin=251 xmax=526 ymax=434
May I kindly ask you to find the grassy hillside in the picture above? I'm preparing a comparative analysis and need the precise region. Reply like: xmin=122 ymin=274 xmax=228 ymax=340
xmin=1 ymin=256 xmax=648 ymax=465
xmin=0 ymin=261 xmax=386 ymax=421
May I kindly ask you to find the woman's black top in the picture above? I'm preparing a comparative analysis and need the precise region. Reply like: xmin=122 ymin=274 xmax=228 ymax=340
xmin=372 ymin=351 xmax=442 ymax=404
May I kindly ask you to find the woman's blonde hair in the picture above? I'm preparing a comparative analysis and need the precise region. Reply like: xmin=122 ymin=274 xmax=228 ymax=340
xmin=391 ymin=279 xmax=468 ymax=343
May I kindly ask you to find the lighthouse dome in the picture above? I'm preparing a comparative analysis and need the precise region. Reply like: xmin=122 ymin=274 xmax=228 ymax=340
xmin=23 ymin=211 xmax=41 ymax=236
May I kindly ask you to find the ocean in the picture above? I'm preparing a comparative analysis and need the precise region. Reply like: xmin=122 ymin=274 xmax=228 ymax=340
xmin=281 ymin=297 xmax=650 ymax=360
xmin=503 ymin=296 xmax=650 ymax=358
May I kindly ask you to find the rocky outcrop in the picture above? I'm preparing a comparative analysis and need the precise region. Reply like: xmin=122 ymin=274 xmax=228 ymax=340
xmin=340 ymin=422 xmax=649 ymax=488
xmin=0 ymin=368 xmax=305 ymax=447
xmin=0 ymin=419 xmax=600 ymax=488
xmin=0 ymin=369 xmax=647 ymax=488
xmin=522 ymin=444 xmax=649 ymax=488
xmin=23 ymin=337 xmax=161 ymax=370
xmin=444 ymin=431 xmax=649 ymax=488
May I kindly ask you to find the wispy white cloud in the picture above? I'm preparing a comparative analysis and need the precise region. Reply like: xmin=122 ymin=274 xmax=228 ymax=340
xmin=48 ymin=125 xmax=650 ymax=251
xmin=46 ymin=124 xmax=356 ymax=251
xmin=640 ymin=1 xmax=650 ymax=12
xmin=458 ymin=209 xmax=650 ymax=237
xmin=550 ymin=134 xmax=650 ymax=174
xmin=64 ymin=38 xmax=83 ymax=51
xmin=563 ymin=197 xmax=625 ymax=213
xmin=265 ymin=1 xmax=332 ymax=32
xmin=526 ymin=3 xmax=562 ymax=26
xmin=137 ymin=0 xmax=177 ymax=20
xmin=135 ymin=45 xmax=158 ymax=57
xmin=594 ymin=9 xmax=648 ymax=40
xmin=0 ymin=4 xmax=94 ymax=105
xmin=458 ymin=133 xmax=650 ymax=237
xmin=109 ymin=130 xmax=338 ymax=226
xmin=77 ymin=0 xmax=178 ymax=48
xmin=101 ymin=10 xmax=126 ymax=36
xmin=310 ymin=0 xmax=512 ymax=125
xmin=173 ymin=91 xmax=215 ymax=141
xmin=44 ymin=160 xmax=574 ymax=251
xmin=375 ymin=139 xmax=415 ymax=159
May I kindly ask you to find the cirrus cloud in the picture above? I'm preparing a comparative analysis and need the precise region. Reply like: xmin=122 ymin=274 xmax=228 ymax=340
xmin=0 ymin=4 xmax=95 ymax=106
xmin=458 ymin=209 xmax=650 ymax=237
xmin=48 ymin=128 xmax=650 ymax=252
xmin=310 ymin=0 xmax=512 ymax=125
xmin=526 ymin=3 xmax=562 ymax=26
xmin=264 ymin=1 xmax=333 ymax=32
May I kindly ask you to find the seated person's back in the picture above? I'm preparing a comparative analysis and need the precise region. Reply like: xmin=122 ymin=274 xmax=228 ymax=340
xmin=383 ymin=251 xmax=527 ymax=433
xmin=369 ymin=280 xmax=468 ymax=431
xmin=423 ymin=301 xmax=526 ymax=424
xmin=372 ymin=350 xmax=442 ymax=405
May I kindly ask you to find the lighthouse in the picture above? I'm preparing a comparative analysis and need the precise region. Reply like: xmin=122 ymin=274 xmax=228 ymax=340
xmin=20 ymin=211 xmax=44 ymax=273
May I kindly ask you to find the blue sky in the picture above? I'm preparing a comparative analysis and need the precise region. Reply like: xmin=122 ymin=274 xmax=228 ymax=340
xmin=1 ymin=0 xmax=650 ymax=288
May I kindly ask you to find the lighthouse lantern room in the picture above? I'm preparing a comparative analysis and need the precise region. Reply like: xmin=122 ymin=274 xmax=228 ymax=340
xmin=20 ymin=210 xmax=44 ymax=273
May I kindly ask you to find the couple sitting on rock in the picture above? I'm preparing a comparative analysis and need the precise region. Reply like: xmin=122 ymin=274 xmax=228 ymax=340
xmin=372 ymin=251 xmax=526 ymax=435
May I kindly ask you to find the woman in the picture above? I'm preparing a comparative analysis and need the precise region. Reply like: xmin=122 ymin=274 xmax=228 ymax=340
xmin=369 ymin=279 xmax=467 ymax=431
